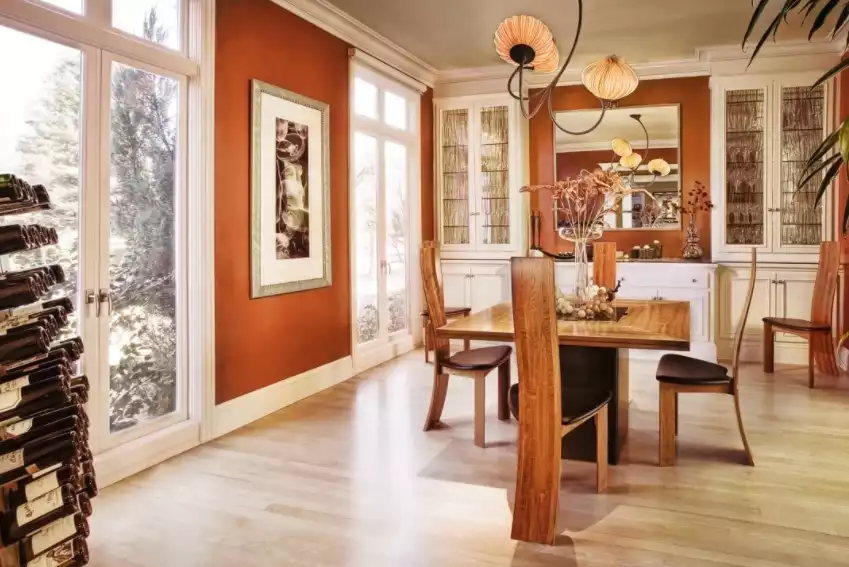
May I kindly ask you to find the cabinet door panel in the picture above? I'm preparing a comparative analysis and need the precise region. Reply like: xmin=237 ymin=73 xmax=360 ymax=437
xmin=441 ymin=263 xmax=470 ymax=309
xmin=720 ymin=268 xmax=772 ymax=341
xmin=774 ymin=270 xmax=816 ymax=344
xmin=470 ymin=264 xmax=510 ymax=313
xmin=438 ymin=106 xmax=474 ymax=250
xmin=476 ymin=104 xmax=512 ymax=250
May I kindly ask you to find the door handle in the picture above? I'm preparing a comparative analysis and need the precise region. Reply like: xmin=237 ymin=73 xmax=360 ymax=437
xmin=98 ymin=289 xmax=112 ymax=317
xmin=85 ymin=289 xmax=99 ymax=317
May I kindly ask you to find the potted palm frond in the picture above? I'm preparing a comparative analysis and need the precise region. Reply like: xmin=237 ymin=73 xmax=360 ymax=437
xmin=744 ymin=0 xmax=849 ymax=232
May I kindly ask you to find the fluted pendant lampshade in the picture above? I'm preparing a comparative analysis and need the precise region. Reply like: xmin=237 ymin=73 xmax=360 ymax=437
xmin=581 ymin=55 xmax=639 ymax=101
xmin=494 ymin=15 xmax=559 ymax=73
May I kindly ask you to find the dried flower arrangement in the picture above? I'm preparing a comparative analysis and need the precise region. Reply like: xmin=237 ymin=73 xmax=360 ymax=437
xmin=680 ymin=181 xmax=713 ymax=218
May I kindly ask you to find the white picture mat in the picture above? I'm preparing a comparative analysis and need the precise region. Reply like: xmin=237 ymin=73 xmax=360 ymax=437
xmin=258 ymin=92 xmax=325 ymax=287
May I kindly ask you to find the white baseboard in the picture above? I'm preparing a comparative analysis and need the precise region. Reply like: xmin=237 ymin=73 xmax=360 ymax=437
xmin=353 ymin=337 xmax=414 ymax=374
xmin=718 ymin=338 xmax=809 ymax=365
xmin=94 ymin=420 xmax=200 ymax=489
xmin=212 ymin=356 xmax=354 ymax=440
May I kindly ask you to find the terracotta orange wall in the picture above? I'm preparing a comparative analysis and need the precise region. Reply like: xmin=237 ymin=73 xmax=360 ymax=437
xmin=555 ymin=148 xmax=678 ymax=181
xmin=215 ymin=0 xmax=351 ymax=404
xmin=530 ymin=77 xmax=711 ymax=257
xmin=422 ymin=88 xmax=435 ymax=240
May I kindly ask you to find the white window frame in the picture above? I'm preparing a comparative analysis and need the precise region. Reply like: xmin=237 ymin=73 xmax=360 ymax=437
xmin=0 ymin=0 xmax=215 ymax=487
xmin=349 ymin=54 xmax=423 ymax=373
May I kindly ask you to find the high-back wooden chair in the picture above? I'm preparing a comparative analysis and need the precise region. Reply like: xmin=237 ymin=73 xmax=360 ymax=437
xmin=655 ymin=248 xmax=757 ymax=466
xmin=763 ymin=241 xmax=840 ymax=388
xmin=420 ymin=242 xmax=512 ymax=448
xmin=592 ymin=242 xmax=617 ymax=290
xmin=509 ymin=257 xmax=611 ymax=545
xmin=420 ymin=242 xmax=470 ymax=363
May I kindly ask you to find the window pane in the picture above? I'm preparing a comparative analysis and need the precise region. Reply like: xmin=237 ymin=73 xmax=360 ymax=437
xmin=108 ymin=62 xmax=179 ymax=432
xmin=354 ymin=133 xmax=379 ymax=344
xmin=113 ymin=0 xmax=181 ymax=50
xmin=40 ymin=0 xmax=82 ymax=13
xmin=385 ymin=141 xmax=407 ymax=333
xmin=354 ymin=78 xmax=377 ymax=119
xmin=384 ymin=91 xmax=407 ymax=130
xmin=0 ymin=26 xmax=81 ymax=337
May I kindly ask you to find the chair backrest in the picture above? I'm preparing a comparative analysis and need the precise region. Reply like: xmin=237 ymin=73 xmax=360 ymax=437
xmin=811 ymin=241 xmax=840 ymax=326
xmin=422 ymin=240 xmax=444 ymax=288
xmin=510 ymin=257 xmax=562 ymax=540
xmin=730 ymin=248 xmax=757 ymax=379
xmin=421 ymin=241 xmax=450 ymax=362
xmin=592 ymin=242 xmax=617 ymax=289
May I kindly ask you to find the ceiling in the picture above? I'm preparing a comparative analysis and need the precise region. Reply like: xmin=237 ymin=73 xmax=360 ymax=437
xmin=323 ymin=0 xmax=815 ymax=71
xmin=555 ymin=105 xmax=679 ymax=151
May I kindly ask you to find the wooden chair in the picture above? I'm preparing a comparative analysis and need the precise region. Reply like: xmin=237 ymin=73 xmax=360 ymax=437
xmin=421 ymin=242 xmax=470 ymax=363
xmin=420 ymin=242 xmax=511 ymax=448
xmin=656 ymin=248 xmax=757 ymax=467
xmin=509 ymin=257 xmax=611 ymax=545
xmin=763 ymin=241 xmax=840 ymax=388
xmin=592 ymin=242 xmax=617 ymax=289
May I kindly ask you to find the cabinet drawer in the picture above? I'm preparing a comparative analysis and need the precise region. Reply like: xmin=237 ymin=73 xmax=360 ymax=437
xmin=619 ymin=267 xmax=709 ymax=289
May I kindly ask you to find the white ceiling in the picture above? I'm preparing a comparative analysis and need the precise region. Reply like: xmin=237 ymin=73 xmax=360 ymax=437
xmin=555 ymin=105 xmax=679 ymax=151
xmin=322 ymin=0 xmax=815 ymax=70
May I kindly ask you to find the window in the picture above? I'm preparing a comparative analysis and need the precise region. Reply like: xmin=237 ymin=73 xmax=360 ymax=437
xmin=113 ymin=0 xmax=181 ymax=50
xmin=40 ymin=0 xmax=82 ymax=13
xmin=350 ymin=61 xmax=421 ymax=371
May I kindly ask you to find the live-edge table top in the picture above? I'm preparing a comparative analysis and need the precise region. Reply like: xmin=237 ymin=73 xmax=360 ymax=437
xmin=438 ymin=300 xmax=690 ymax=351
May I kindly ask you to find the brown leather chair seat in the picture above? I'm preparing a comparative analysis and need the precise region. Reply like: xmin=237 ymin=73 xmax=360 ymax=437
xmin=442 ymin=345 xmax=512 ymax=371
xmin=656 ymin=353 xmax=731 ymax=385
xmin=420 ymin=306 xmax=472 ymax=317
xmin=762 ymin=317 xmax=830 ymax=331
xmin=508 ymin=384 xmax=611 ymax=425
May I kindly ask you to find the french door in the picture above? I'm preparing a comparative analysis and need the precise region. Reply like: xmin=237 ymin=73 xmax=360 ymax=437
xmin=351 ymin=63 xmax=420 ymax=372
xmin=0 ymin=24 xmax=188 ymax=456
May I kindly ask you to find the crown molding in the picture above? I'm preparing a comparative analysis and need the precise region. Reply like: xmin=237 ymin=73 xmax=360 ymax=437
xmin=268 ymin=0 xmax=437 ymax=87
xmin=435 ymin=38 xmax=844 ymax=94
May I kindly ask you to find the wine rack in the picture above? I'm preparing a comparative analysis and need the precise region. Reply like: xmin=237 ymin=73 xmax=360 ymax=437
xmin=0 ymin=174 xmax=92 ymax=567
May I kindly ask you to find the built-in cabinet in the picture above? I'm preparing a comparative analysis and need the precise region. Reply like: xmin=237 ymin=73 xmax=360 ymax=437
xmin=710 ymin=73 xmax=834 ymax=264
xmin=717 ymin=264 xmax=844 ymax=363
xmin=435 ymin=93 xmax=528 ymax=318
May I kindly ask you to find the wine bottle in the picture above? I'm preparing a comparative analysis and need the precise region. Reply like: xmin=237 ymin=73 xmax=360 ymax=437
xmin=20 ymin=536 xmax=89 ymax=567
xmin=0 ymin=175 xmax=25 ymax=202
xmin=0 ymin=226 xmax=33 ymax=255
xmin=0 ymin=430 xmax=81 ymax=486
xmin=6 ymin=352 xmax=73 ymax=376
xmin=78 ymin=473 xmax=96 ymax=500
xmin=0 ymin=363 xmax=70 ymax=394
xmin=7 ymin=465 xmax=79 ymax=508
xmin=0 ymin=484 xmax=79 ymax=545
xmin=75 ymin=493 xmax=91 ymax=518
xmin=67 ymin=376 xmax=86 ymax=392
xmin=0 ymin=390 xmax=72 ymax=429
xmin=0 ymin=280 xmax=41 ymax=311
xmin=0 ymin=416 xmax=78 ymax=455
xmin=0 ymin=379 xmax=71 ymax=423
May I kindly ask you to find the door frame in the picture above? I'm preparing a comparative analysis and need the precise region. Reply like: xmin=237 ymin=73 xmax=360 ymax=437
xmin=349 ymin=61 xmax=422 ymax=374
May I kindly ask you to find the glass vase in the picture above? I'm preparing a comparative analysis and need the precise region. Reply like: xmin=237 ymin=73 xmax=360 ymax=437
xmin=682 ymin=215 xmax=703 ymax=260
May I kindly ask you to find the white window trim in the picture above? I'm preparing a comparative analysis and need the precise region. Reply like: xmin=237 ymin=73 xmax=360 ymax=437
xmin=349 ymin=60 xmax=422 ymax=373
xmin=0 ymin=0 xmax=215 ymax=485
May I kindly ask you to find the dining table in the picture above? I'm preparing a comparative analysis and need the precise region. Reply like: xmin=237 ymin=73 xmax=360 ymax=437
xmin=438 ymin=299 xmax=691 ymax=464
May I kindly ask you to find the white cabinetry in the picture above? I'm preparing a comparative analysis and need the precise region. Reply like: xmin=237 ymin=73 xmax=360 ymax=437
xmin=717 ymin=264 xmax=844 ymax=364
xmin=555 ymin=261 xmax=717 ymax=361
xmin=710 ymin=73 xmax=834 ymax=264
xmin=441 ymin=261 xmax=512 ymax=312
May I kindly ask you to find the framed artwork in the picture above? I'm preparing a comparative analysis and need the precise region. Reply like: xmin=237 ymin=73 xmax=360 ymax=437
xmin=251 ymin=79 xmax=331 ymax=298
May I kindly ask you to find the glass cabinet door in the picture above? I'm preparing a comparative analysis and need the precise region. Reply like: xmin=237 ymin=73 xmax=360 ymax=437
xmin=478 ymin=105 xmax=510 ymax=246
xmin=777 ymin=84 xmax=826 ymax=249
xmin=724 ymin=88 xmax=767 ymax=247
xmin=440 ymin=108 xmax=471 ymax=246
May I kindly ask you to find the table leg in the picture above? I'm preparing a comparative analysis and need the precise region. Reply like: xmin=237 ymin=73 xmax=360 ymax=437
xmin=558 ymin=346 xmax=628 ymax=465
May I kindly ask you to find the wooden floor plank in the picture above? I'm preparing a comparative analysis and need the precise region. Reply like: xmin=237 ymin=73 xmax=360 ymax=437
xmin=87 ymin=353 xmax=849 ymax=566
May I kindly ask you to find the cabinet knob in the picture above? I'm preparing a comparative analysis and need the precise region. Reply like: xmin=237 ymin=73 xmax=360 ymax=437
xmin=692 ymin=278 xmax=697 ymax=283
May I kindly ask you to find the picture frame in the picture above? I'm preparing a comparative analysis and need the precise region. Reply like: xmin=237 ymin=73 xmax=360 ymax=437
xmin=250 ymin=79 xmax=331 ymax=298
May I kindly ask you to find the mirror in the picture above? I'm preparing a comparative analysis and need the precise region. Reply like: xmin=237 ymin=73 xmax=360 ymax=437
xmin=553 ymin=105 xmax=681 ymax=230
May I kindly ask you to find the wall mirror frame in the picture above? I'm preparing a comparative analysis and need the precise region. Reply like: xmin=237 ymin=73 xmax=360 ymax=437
xmin=553 ymin=104 xmax=682 ymax=231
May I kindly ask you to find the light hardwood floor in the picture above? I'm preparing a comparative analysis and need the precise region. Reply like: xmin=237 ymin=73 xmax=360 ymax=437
xmin=87 ymin=352 xmax=849 ymax=567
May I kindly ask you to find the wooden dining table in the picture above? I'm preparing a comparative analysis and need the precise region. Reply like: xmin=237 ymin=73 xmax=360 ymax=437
xmin=438 ymin=299 xmax=691 ymax=464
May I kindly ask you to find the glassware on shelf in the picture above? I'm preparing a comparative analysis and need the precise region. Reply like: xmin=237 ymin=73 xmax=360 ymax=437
xmin=779 ymin=86 xmax=824 ymax=246
xmin=441 ymin=109 xmax=470 ymax=244
xmin=479 ymin=106 xmax=509 ymax=245
xmin=724 ymin=89 xmax=765 ymax=246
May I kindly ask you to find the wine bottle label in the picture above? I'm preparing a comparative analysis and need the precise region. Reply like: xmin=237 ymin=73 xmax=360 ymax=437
xmin=0 ymin=448 xmax=24 ymax=473
xmin=17 ymin=486 xmax=63 ymax=526
xmin=28 ymin=516 xmax=76 ymax=558
xmin=31 ymin=463 xmax=61 ymax=480
xmin=0 ymin=388 xmax=22 ymax=412
xmin=24 ymin=470 xmax=59 ymax=502
xmin=0 ymin=417 xmax=33 ymax=439
xmin=0 ymin=376 xmax=30 ymax=393
xmin=12 ymin=303 xmax=43 ymax=318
